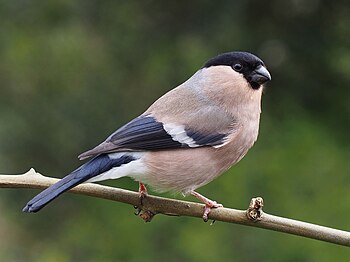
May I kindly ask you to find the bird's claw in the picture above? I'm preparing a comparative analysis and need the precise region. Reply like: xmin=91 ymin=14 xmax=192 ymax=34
xmin=203 ymin=201 xmax=223 ymax=222
xmin=190 ymin=191 xmax=223 ymax=222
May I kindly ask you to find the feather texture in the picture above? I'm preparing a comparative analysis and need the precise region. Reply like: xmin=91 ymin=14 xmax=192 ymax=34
xmin=78 ymin=115 xmax=230 ymax=160
xmin=23 ymin=51 xmax=270 ymax=214
xmin=23 ymin=154 xmax=136 ymax=212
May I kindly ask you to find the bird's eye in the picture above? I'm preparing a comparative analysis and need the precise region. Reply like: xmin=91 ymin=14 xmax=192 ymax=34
xmin=232 ymin=63 xmax=243 ymax=72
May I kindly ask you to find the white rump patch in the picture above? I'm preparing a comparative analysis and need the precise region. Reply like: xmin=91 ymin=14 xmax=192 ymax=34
xmin=108 ymin=152 xmax=144 ymax=159
xmin=86 ymin=152 xmax=147 ymax=183
xmin=162 ymin=123 xmax=199 ymax=147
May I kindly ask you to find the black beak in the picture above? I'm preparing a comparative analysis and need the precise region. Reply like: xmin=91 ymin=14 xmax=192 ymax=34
xmin=249 ymin=65 xmax=271 ymax=89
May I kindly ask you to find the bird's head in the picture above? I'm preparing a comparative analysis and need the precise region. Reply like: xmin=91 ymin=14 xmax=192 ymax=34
xmin=203 ymin=51 xmax=271 ymax=90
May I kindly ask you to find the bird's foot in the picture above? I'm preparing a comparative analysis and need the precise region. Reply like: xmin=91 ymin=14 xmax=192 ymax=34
xmin=135 ymin=182 xmax=156 ymax=222
xmin=191 ymin=191 xmax=223 ymax=222
xmin=138 ymin=182 xmax=148 ymax=205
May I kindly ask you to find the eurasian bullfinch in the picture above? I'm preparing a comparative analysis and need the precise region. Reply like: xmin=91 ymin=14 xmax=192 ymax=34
xmin=23 ymin=51 xmax=271 ymax=221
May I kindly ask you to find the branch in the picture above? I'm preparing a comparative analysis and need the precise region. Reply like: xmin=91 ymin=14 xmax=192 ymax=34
xmin=1 ymin=169 xmax=349 ymax=247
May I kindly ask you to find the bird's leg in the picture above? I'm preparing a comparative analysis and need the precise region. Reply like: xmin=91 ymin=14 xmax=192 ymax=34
xmin=191 ymin=191 xmax=223 ymax=222
xmin=135 ymin=182 xmax=155 ymax=222
xmin=138 ymin=182 xmax=148 ymax=205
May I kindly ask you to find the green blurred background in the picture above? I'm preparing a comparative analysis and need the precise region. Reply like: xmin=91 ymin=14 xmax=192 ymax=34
xmin=0 ymin=0 xmax=349 ymax=261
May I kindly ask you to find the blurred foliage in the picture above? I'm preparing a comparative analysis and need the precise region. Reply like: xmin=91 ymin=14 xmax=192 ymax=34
xmin=0 ymin=0 xmax=349 ymax=261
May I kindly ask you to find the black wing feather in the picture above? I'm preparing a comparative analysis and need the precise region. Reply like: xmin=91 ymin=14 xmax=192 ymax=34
xmin=78 ymin=115 xmax=228 ymax=159
xmin=108 ymin=116 xmax=186 ymax=150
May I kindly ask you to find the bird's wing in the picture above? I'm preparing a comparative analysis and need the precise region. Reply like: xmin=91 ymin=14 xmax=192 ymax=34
xmin=78 ymin=113 xmax=238 ymax=160
xmin=78 ymin=82 xmax=242 ymax=160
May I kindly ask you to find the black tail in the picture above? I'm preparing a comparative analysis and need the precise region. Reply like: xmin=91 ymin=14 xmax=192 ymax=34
xmin=23 ymin=154 xmax=135 ymax=213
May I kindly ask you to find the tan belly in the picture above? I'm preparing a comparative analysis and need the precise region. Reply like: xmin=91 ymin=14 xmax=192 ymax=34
xmin=137 ymin=136 xmax=255 ymax=194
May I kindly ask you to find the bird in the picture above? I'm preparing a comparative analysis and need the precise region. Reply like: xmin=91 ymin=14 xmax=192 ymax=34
xmin=23 ymin=51 xmax=271 ymax=221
